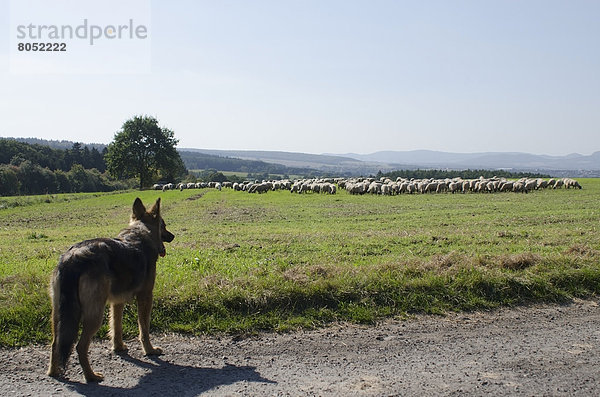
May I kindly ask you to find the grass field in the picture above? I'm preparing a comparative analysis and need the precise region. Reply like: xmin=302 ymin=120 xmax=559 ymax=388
xmin=1 ymin=180 xmax=599 ymax=346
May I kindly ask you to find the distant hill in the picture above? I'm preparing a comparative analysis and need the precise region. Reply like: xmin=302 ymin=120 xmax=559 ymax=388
xmin=180 ymin=148 xmax=403 ymax=176
xmin=178 ymin=150 xmax=322 ymax=177
xmin=3 ymin=138 xmax=598 ymax=177
xmin=328 ymin=150 xmax=600 ymax=175
xmin=184 ymin=148 xmax=600 ymax=177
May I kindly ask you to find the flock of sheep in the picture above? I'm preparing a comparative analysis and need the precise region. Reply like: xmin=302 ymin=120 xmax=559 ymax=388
xmin=339 ymin=176 xmax=581 ymax=195
xmin=155 ymin=182 xmax=223 ymax=191
xmin=153 ymin=176 xmax=581 ymax=195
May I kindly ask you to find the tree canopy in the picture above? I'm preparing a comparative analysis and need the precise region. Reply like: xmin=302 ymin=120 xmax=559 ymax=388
xmin=0 ymin=138 xmax=122 ymax=196
xmin=0 ymin=139 xmax=106 ymax=172
xmin=105 ymin=116 xmax=186 ymax=189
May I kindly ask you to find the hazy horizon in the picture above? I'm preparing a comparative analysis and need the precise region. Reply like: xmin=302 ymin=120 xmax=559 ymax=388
xmin=5 ymin=136 xmax=599 ymax=159
xmin=1 ymin=1 xmax=599 ymax=157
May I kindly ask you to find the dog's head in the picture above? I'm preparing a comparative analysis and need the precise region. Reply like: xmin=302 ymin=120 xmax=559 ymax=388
xmin=131 ymin=197 xmax=174 ymax=257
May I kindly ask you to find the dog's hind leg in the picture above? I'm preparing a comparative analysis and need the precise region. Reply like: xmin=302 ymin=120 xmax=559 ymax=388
xmin=136 ymin=291 xmax=162 ymax=355
xmin=47 ymin=306 xmax=76 ymax=378
xmin=77 ymin=303 xmax=105 ymax=382
xmin=76 ymin=276 xmax=107 ymax=382
xmin=110 ymin=303 xmax=128 ymax=352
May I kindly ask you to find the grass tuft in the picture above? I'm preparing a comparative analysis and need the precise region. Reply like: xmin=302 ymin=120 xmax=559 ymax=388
xmin=498 ymin=253 xmax=541 ymax=270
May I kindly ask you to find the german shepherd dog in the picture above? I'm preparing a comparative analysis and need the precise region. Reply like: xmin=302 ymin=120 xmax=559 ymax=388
xmin=47 ymin=198 xmax=174 ymax=382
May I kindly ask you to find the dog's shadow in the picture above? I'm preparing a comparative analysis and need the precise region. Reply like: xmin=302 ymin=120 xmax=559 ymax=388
xmin=63 ymin=352 xmax=276 ymax=396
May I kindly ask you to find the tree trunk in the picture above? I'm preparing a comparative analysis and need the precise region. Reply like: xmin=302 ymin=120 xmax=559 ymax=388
xmin=139 ymin=165 xmax=144 ymax=190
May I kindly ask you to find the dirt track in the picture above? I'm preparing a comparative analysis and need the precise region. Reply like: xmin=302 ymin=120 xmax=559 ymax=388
xmin=1 ymin=299 xmax=599 ymax=396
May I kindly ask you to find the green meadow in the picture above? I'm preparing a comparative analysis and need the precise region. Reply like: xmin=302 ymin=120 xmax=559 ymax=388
xmin=1 ymin=180 xmax=599 ymax=346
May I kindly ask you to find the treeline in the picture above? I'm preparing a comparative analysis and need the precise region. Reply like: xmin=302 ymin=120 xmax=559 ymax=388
xmin=379 ymin=169 xmax=551 ymax=180
xmin=0 ymin=139 xmax=106 ymax=172
xmin=8 ymin=137 xmax=107 ymax=151
xmin=0 ymin=139 xmax=132 ymax=196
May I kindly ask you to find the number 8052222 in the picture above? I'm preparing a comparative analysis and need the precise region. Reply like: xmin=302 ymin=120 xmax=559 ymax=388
xmin=18 ymin=42 xmax=67 ymax=52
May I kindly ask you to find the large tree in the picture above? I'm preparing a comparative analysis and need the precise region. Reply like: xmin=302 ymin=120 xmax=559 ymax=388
xmin=105 ymin=116 xmax=186 ymax=189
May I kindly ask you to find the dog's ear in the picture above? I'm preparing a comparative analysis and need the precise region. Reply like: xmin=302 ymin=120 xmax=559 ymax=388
xmin=132 ymin=198 xmax=146 ymax=220
xmin=149 ymin=198 xmax=161 ymax=218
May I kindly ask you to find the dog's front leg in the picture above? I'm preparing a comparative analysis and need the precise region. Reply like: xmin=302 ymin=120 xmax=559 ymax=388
xmin=110 ymin=303 xmax=128 ymax=352
xmin=136 ymin=291 xmax=162 ymax=355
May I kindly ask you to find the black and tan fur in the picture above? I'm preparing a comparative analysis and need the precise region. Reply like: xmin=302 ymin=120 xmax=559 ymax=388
xmin=47 ymin=198 xmax=174 ymax=382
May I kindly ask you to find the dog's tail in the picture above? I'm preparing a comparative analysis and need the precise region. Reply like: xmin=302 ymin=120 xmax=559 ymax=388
xmin=48 ymin=264 xmax=81 ymax=375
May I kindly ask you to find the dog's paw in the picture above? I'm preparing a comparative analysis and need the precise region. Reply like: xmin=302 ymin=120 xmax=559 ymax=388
xmin=84 ymin=371 xmax=104 ymax=383
xmin=47 ymin=367 xmax=63 ymax=378
xmin=144 ymin=346 xmax=163 ymax=356
xmin=113 ymin=343 xmax=128 ymax=353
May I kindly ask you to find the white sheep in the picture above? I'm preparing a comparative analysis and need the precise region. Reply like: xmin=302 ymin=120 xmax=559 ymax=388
xmin=524 ymin=179 xmax=537 ymax=191
xmin=367 ymin=182 xmax=382 ymax=195
xmin=436 ymin=182 xmax=448 ymax=193
xmin=448 ymin=182 xmax=460 ymax=194
xmin=536 ymin=179 xmax=548 ymax=189
xmin=564 ymin=178 xmax=582 ymax=189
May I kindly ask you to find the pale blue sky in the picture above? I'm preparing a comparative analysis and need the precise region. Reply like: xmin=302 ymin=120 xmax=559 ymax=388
xmin=1 ymin=0 xmax=599 ymax=155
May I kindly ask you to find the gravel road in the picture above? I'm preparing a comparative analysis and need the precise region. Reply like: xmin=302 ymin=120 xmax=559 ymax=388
xmin=1 ymin=299 xmax=599 ymax=396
